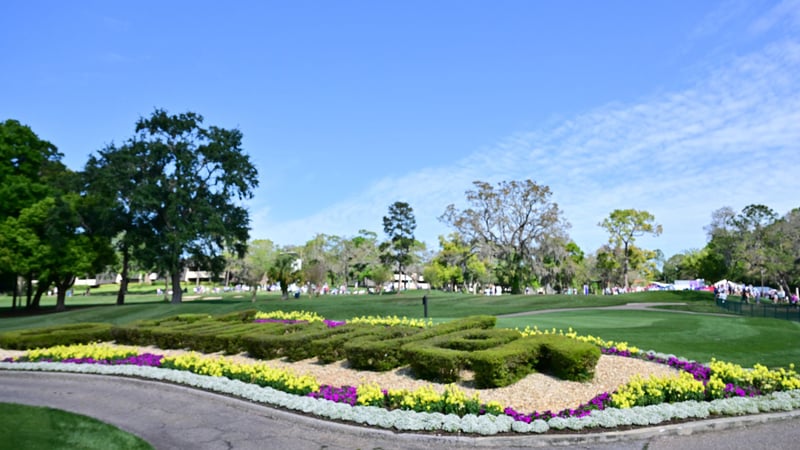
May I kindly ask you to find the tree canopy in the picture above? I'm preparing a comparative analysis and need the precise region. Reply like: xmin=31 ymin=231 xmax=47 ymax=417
xmin=1 ymin=120 xmax=115 ymax=310
xmin=381 ymin=201 xmax=417 ymax=288
xmin=598 ymin=208 xmax=662 ymax=289
xmin=440 ymin=179 xmax=569 ymax=294
xmin=701 ymin=204 xmax=799 ymax=292
xmin=102 ymin=109 xmax=259 ymax=303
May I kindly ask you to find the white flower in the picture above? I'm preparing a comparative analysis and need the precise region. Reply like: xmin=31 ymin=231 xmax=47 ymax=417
xmin=3 ymin=362 xmax=800 ymax=435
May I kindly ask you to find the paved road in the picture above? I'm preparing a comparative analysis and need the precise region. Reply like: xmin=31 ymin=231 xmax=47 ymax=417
xmin=2 ymin=371 xmax=800 ymax=450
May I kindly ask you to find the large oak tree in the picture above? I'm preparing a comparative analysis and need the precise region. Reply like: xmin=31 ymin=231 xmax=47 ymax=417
xmin=440 ymin=179 xmax=569 ymax=294
xmin=101 ymin=109 xmax=259 ymax=304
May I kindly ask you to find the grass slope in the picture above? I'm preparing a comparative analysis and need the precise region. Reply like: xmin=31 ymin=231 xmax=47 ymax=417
xmin=2 ymin=289 xmax=798 ymax=368
xmin=0 ymin=403 xmax=153 ymax=450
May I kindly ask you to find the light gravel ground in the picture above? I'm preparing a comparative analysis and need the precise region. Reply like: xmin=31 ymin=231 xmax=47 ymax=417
xmin=1 ymin=345 xmax=677 ymax=413
xmin=0 ymin=303 xmax=689 ymax=413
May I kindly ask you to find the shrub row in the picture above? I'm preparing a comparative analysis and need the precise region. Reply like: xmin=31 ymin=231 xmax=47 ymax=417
xmin=401 ymin=328 xmax=522 ymax=383
xmin=0 ymin=323 xmax=112 ymax=350
xmin=1 ymin=313 xmax=600 ymax=388
xmin=535 ymin=334 xmax=600 ymax=382
xmin=242 ymin=322 xmax=354 ymax=361
xmin=343 ymin=315 xmax=498 ymax=371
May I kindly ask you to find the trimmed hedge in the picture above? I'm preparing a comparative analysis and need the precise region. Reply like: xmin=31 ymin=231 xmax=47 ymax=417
xmin=240 ymin=322 xmax=352 ymax=361
xmin=468 ymin=334 xmax=601 ymax=388
xmin=1 ymin=312 xmax=602 ymax=391
xmin=341 ymin=326 xmax=421 ymax=371
xmin=308 ymin=325 xmax=380 ymax=364
xmin=469 ymin=336 xmax=544 ymax=388
xmin=343 ymin=315 xmax=498 ymax=372
xmin=185 ymin=323 xmax=267 ymax=354
xmin=535 ymin=334 xmax=600 ymax=382
xmin=402 ymin=329 xmax=522 ymax=383
xmin=0 ymin=323 xmax=113 ymax=350
xmin=215 ymin=309 xmax=259 ymax=322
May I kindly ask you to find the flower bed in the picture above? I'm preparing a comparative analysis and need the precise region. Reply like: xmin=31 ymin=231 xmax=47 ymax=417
xmin=3 ymin=312 xmax=800 ymax=435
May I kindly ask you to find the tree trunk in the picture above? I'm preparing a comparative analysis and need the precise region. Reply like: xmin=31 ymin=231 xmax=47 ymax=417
xmin=25 ymin=273 xmax=34 ymax=308
xmin=11 ymin=276 xmax=18 ymax=309
xmin=55 ymin=275 xmax=75 ymax=312
xmin=56 ymin=290 xmax=67 ymax=311
xmin=170 ymin=271 xmax=183 ymax=304
xmin=30 ymin=280 xmax=48 ymax=309
xmin=55 ymin=288 xmax=67 ymax=312
xmin=117 ymin=277 xmax=129 ymax=306
xmin=116 ymin=248 xmax=130 ymax=305
xmin=623 ymin=243 xmax=630 ymax=289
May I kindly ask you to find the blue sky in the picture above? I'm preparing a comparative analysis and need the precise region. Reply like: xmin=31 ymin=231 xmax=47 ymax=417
xmin=2 ymin=0 xmax=799 ymax=259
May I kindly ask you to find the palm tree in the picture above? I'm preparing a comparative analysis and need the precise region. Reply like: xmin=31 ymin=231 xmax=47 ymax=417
xmin=268 ymin=253 xmax=300 ymax=299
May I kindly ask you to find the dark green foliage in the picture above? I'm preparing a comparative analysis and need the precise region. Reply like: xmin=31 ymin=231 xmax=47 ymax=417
xmin=401 ymin=342 xmax=469 ymax=383
xmin=469 ymin=334 xmax=600 ymax=388
xmin=0 ymin=310 xmax=601 ymax=389
xmin=402 ymin=328 xmax=521 ymax=383
xmin=109 ymin=322 xmax=160 ymax=346
xmin=436 ymin=328 xmax=521 ymax=352
xmin=535 ymin=334 xmax=601 ymax=382
xmin=239 ymin=322 xmax=350 ymax=361
xmin=110 ymin=314 xmax=281 ymax=350
xmin=179 ymin=322 xmax=265 ymax=354
xmin=104 ymin=109 xmax=259 ymax=304
xmin=342 ymin=326 xmax=422 ymax=371
xmin=308 ymin=325 xmax=379 ymax=364
xmin=0 ymin=323 xmax=112 ymax=350
xmin=343 ymin=316 xmax=497 ymax=371
xmin=381 ymin=201 xmax=417 ymax=278
xmin=215 ymin=309 xmax=259 ymax=322
xmin=469 ymin=336 xmax=544 ymax=388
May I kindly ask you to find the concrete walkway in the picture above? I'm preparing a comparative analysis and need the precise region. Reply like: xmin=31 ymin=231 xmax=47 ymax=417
xmin=3 ymin=371 xmax=800 ymax=450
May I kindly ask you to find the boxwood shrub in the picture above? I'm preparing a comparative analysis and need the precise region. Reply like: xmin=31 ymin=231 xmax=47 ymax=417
xmin=240 ymin=322 xmax=348 ymax=361
xmin=0 ymin=323 xmax=113 ymax=350
xmin=342 ymin=325 xmax=422 ymax=371
xmin=535 ymin=334 xmax=600 ymax=382
xmin=308 ymin=325 xmax=380 ymax=364
xmin=469 ymin=336 xmax=544 ymax=388
xmin=343 ymin=315 xmax=498 ymax=372
xmin=402 ymin=328 xmax=522 ymax=383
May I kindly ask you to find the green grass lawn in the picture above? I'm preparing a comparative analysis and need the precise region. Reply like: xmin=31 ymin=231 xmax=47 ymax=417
xmin=0 ymin=287 xmax=716 ymax=324
xmin=0 ymin=403 xmax=153 ymax=450
xmin=496 ymin=310 xmax=800 ymax=368
xmin=2 ymin=288 xmax=797 ymax=368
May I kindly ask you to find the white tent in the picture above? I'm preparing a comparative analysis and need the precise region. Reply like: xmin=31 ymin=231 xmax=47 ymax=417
xmin=713 ymin=279 xmax=743 ymax=290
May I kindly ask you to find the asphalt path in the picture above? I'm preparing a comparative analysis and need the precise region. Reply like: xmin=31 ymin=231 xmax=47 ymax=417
xmin=3 ymin=371 xmax=800 ymax=450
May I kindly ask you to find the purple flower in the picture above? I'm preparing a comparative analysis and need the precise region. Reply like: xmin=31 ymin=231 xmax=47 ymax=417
xmin=308 ymin=385 xmax=358 ymax=406
xmin=323 ymin=319 xmax=347 ymax=328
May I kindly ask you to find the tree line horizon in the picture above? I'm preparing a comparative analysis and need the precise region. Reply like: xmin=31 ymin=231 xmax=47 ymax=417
xmin=2 ymin=110 xmax=797 ymax=311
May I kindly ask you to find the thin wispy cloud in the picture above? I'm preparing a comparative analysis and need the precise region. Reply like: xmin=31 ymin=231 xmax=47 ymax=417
xmin=751 ymin=0 xmax=800 ymax=34
xmin=251 ymin=34 xmax=800 ymax=257
xmin=689 ymin=0 xmax=751 ymax=39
